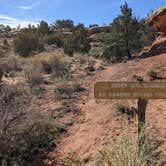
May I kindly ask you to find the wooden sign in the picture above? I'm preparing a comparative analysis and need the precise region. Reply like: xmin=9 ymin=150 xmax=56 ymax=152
xmin=94 ymin=81 xmax=166 ymax=99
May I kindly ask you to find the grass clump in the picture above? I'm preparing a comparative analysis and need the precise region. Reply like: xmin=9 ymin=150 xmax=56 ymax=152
xmin=24 ymin=60 xmax=44 ymax=88
xmin=147 ymin=68 xmax=158 ymax=79
xmin=0 ymin=55 xmax=22 ymax=76
xmin=115 ymin=103 xmax=136 ymax=116
xmin=96 ymin=128 xmax=164 ymax=166
xmin=54 ymin=83 xmax=86 ymax=100
xmin=37 ymin=52 xmax=71 ymax=78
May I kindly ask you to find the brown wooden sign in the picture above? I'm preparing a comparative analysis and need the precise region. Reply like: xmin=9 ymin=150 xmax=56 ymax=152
xmin=94 ymin=81 xmax=166 ymax=99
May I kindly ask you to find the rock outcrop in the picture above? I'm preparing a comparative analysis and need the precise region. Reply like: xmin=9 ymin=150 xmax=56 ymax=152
xmin=146 ymin=6 xmax=166 ymax=36
xmin=87 ymin=26 xmax=111 ymax=36
xmin=139 ymin=36 xmax=166 ymax=58
xmin=139 ymin=6 xmax=166 ymax=58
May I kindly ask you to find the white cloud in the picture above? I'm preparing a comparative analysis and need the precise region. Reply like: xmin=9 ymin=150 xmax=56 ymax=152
xmin=19 ymin=6 xmax=33 ymax=10
xmin=18 ymin=1 xmax=41 ymax=10
xmin=0 ymin=14 xmax=38 ymax=27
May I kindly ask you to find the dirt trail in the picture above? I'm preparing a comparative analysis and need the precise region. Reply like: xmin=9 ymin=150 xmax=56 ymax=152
xmin=48 ymin=54 xmax=166 ymax=165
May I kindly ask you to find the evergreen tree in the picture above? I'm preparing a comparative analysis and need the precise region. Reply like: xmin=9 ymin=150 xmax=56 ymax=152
xmin=38 ymin=21 xmax=51 ymax=36
xmin=103 ymin=2 xmax=140 ymax=61
xmin=64 ymin=24 xmax=90 ymax=55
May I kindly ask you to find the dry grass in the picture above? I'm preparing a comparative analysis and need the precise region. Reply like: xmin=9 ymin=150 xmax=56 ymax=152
xmin=24 ymin=60 xmax=44 ymax=87
xmin=95 ymin=128 xmax=164 ymax=166
xmin=33 ymin=51 xmax=71 ymax=78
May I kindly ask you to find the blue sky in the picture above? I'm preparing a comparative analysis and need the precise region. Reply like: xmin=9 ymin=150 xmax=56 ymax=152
xmin=0 ymin=0 xmax=165 ymax=27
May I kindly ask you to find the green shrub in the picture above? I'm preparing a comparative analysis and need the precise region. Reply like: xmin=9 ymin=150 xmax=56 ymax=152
xmin=24 ymin=122 xmax=64 ymax=159
xmin=0 ymin=84 xmax=64 ymax=165
xmin=43 ymin=33 xmax=64 ymax=47
xmin=64 ymin=24 xmax=90 ymax=56
xmin=14 ymin=33 xmax=43 ymax=57
xmin=54 ymin=19 xmax=74 ymax=31
xmin=115 ymin=103 xmax=136 ymax=116
xmin=54 ymin=82 xmax=85 ymax=101
xmin=147 ymin=69 xmax=158 ymax=79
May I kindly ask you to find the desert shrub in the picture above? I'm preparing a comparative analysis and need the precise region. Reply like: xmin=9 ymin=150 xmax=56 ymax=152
xmin=54 ymin=82 xmax=85 ymax=100
xmin=42 ymin=33 xmax=64 ymax=47
xmin=38 ymin=20 xmax=51 ymax=36
xmin=147 ymin=68 xmax=158 ymax=79
xmin=95 ymin=128 xmax=164 ymax=166
xmin=24 ymin=61 xmax=44 ymax=87
xmin=37 ymin=53 xmax=70 ymax=78
xmin=64 ymin=24 xmax=90 ymax=56
xmin=14 ymin=32 xmax=43 ymax=57
xmin=115 ymin=103 xmax=136 ymax=116
xmin=54 ymin=19 xmax=74 ymax=31
xmin=0 ymin=84 xmax=64 ymax=165
xmin=23 ymin=122 xmax=64 ymax=160
xmin=0 ymin=55 xmax=21 ymax=74
xmin=74 ymin=54 xmax=96 ymax=65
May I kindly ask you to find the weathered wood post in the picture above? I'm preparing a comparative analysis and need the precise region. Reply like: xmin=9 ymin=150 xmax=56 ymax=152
xmin=136 ymin=98 xmax=148 ymax=146
xmin=0 ymin=70 xmax=3 ymax=82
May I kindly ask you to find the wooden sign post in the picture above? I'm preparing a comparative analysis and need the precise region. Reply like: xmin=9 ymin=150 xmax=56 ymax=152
xmin=94 ymin=81 xmax=166 ymax=145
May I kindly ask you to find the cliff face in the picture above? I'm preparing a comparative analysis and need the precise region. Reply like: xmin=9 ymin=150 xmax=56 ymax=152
xmin=147 ymin=6 xmax=166 ymax=36
xmin=139 ymin=6 xmax=166 ymax=58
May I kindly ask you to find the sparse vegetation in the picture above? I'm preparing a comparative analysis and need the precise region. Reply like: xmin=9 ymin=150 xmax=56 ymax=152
xmin=95 ymin=128 xmax=163 ymax=166
xmin=42 ymin=33 xmax=64 ymax=47
xmin=0 ymin=2 xmax=165 ymax=166
xmin=147 ymin=68 xmax=158 ymax=79
xmin=115 ymin=103 xmax=136 ymax=116
xmin=14 ymin=32 xmax=43 ymax=57
xmin=0 ymin=55 xmax=21 ymax=75
xmin=24 ymin=60 xmax=44 ymax=87
xmin=54 ymin=82 xmax=86 ymax=100
xmin=0 ymin=84 xmax=65 ymax=165
xmin=64 ymin=24 xmax=91 ymax=56
xmin=103 ymin=2 xmax=157 ymax=62
xmin=36 ymin=52 xmax=71 ymax=78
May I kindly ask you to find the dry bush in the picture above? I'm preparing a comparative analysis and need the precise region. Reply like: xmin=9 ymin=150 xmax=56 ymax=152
xmin=0 ymin=55 xmax=21 ymax=75
xmin=24 ymin=60 xmax=44 ymax=87
xmin=36 ymin=52 xmax=71 ymax=78
xmin=0 ymin=84 xmax=64 ymax=165
xmin=115 ymin=103 xmax=136 ymax=116
xmin=74 ymin=54 xmax=96 ymax=65
xmin=54 ymin=81 xmax=86 ymax=100
xmin=95 ymin=128 xmax=164 ymax=166
xmin=69 ymin=127 xmax=165 ymax=166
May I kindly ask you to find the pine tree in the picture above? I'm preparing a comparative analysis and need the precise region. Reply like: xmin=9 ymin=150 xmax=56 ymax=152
xmin=103 ymin=2 xmax=141 ymax=61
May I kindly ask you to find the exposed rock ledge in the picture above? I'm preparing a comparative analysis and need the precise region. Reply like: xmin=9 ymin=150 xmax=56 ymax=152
xmin=147 ymin=6 xmax=166 ymax=36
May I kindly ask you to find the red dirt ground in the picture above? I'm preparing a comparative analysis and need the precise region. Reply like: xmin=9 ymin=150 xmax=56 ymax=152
xmin=40 ymin=54 xmax=166 ymax=165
